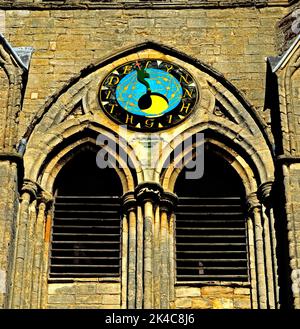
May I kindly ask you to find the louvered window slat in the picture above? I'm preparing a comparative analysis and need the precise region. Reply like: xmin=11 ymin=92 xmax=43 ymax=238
xmin=49 ymin=195 xmax=121 ymax=278
xmin=176 ymin=196 xmax=249 ymax=283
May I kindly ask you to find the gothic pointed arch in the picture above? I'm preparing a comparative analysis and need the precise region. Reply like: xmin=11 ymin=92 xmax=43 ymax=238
xmin=15 ymin=41 xmax=279 ymax=310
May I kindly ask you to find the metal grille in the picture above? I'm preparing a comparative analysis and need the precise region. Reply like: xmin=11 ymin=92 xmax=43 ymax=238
xmin=176 ymin=197 xmax=249 ymax=283
xmin=50 ymin=196 xmax=121 ymax=278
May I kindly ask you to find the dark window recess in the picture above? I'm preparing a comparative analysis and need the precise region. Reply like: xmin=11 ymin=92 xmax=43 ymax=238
xmin=175 ymin=151 xmax=249 ymax=283
xmin=50 ymin=196 xmax=121 ymax=278
xmin=175 ymin=196 xmax=248 ymax=282
xmin=49 ymin=148 xmax=122 ymax=279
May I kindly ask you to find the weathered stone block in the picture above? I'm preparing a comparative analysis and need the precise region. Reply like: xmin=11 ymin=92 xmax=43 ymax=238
xmin=97 ymin=283 xmax=121 ymax=295
xmin=212 ymin=298 xmax=234 ymax=309
xmin=48 ymin=283 xmax=76 ymax=295
xmin=76 ymin=295 xmax=102 ymax=304
xmin=102 ymin=294 xmax=121 ymax=305
xmin=175 ymin=298 xmax=192 ymax=309
xmin=233 ymin=297 xmax=251 ymax=309
xmin=175 ymin=287 xmax=201 ymax=298
xmin=75 ymin=283 xmax=97 ymax=295
xmin=191 ymin=298 xmax=212 ymax=309
xmin=234 ymin=288 xmax=251 ymax=295
xmin=201 ymin=286 xmax=234 ymax=296
xmin=48 ymin=294 xmax=75 ymax=304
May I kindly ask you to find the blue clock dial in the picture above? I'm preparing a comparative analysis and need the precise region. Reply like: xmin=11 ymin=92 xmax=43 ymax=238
xmin=99 ymin=59 xmax=198 ymax=131
xmin=116 ymin=68 xmax=183 ymax=117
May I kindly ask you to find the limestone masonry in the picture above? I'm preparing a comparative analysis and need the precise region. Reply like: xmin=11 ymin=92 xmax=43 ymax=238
xmin=0 ymin=0 xmax=299 ymax=309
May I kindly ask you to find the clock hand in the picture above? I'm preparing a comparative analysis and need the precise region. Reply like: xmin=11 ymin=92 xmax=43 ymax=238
xmin=136 ymin=67 xmax=151 ymax=91
xmin=135 ymin=64 xmax=152 ymax=109
xmin=135 ymin=62 xmax=169 ymax=112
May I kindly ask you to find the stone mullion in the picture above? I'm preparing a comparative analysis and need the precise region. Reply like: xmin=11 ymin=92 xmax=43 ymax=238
xmin=135 ymin=183 xmax=162 ymax=309
xmin=31 ymin=191 xmax=53 ymax=309
xmin=143 ymin=200 xmax=155 ymax=309
xmin=10 ymin=180 xmax=38 ymax=308
xmin=160 ymin=192 xmax=177 ymax=309
xmin=30 ymin=201 xmax=46 ymax=308
xmin=122 ymin=192 xmax=137 ymax=309
xmin=253 ymin=207 xmax=267 ymax=309
xmin=153 ymin=205 xmax=161 ymax=309
xmin=22 ymin=199 xmax=37 ymax=308
xmin=261 ymin=205 xmax=276 ymax=309
xmin=247 ymin=215 xmax=258 ymax=309
xmin=121 ymin=213 xmax=128 ymax=309
xmin=128 ymin=209 xmax=137 ymax=309
xmin=269 ymin=207 xmax=280 ymax=308
xmin=247 ymin=193 xmax=267 ymax=309
xmin=40 ymin=210 xmax=52 ymax=308
xmin=136 ymin=206 xmax=144 ymax=309
xmin=160 ymin=209 xmax=169 ymax=309
xmin=10 ymin=191 xmax=31 ymax=308
xmin=258 ymin=182 xmax=279 ymax=309
xmin=168 ymin=212 xmax=176 ymax=307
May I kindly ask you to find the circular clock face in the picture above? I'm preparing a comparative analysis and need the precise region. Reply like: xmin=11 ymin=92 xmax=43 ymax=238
xmin=99 ymin=59 xmax=198 ymax=131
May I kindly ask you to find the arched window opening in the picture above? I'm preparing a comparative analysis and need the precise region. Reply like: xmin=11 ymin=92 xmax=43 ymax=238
xmin=174 ymin=150 xmax=249 ymax=283
xmin=49 ymin=148 xmax=123 ymax=280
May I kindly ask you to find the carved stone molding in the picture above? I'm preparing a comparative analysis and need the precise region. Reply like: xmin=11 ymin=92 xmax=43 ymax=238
xmin=122 ymin=191 xmax=136 ymax=212
xmin=135 ymin=182 xmax=163 ymax=204
xmin=246 ymin=192 xmax=261 ymax=214
xmin=21 ymin=179 xmax=39 ymax=200
xmin=160 ymin=192 xmax=178 ymax=213
xmin=40 ymin=190 xmax=54 ymax=207
xmin=258 ymin=181 xmax=274 ymax=208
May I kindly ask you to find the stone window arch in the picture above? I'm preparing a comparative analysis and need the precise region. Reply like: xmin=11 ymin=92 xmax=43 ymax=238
xmin=49 ymin=145 xmax=123 ymax=280
xmin=174 ymin=149 xmax=249 ymax=285
xmin=8 ymin=42 xmax=279 ymax=309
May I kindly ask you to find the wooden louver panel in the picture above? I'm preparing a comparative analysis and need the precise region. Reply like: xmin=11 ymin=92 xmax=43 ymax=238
xmin=176 ymin=197 xmax=249 ymax=283
xmin=50 ymin=195 xmax=121 ymax=278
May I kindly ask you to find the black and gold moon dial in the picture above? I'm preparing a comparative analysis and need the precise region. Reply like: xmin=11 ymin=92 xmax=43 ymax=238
xmin=99 ymin=59 xmax=198 ymax=131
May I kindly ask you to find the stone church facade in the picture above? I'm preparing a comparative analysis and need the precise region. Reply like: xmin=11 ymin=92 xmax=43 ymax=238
xmin=0 ymin=0 xmax=299 ymax=309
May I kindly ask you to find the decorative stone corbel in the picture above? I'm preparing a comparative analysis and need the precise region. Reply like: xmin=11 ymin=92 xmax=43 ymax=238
xmin=160 ymin=191 xmax=178 ymax=215
xmin=135 ymin=182 xmax=163 ymax=205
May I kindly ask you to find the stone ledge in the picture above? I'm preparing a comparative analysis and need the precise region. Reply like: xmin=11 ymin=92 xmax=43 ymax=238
xmin=0 ymin=0 xmax=294 ymax=10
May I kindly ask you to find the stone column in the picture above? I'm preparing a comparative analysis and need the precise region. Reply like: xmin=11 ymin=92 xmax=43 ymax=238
xmin=121 ymin=213 xmax=128 ymax=309
xmin=160 ymin=192 xmax=178 ymax=309
xmin=153 ymin=205 xmax=161 ymax=308
xmin=247 ymin=193 xmax=267 ymax=309
xmin=9 ymin=179 xmax=39 ymax=308
xmin=122 ymin=192 xmax=137 ymax=309
xmin=136 ymin=205 xmax=144 ymax=308
xmin=136 ymin=182 xmax=162 ymax=309
xmin=258 ymin=181 xmax=279 ymax=309
xmin=247 ymin=213 xmax=258 ymax=309
xmin=22 ymin=199 xmax=37 ymax=308
xmin=30 ymin=191 xmax=53 ymax=308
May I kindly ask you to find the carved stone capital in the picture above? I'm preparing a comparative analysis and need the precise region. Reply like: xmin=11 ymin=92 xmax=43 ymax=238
xmin=122 ymin=191 xmax=136 ymax=212
xmin=246 ymin=192 xmax=261 ymax=214
xmin=21 ymin=179 xmax=39 ymax=200
xmin=257 ymin=181 xmax=273 ymax=208
xmin=160 ymin=192 xmax=178 ymax=213
xmin=135 ymin=182 xmax=163 ymax=204
xmin=40 ymin=190 xmax=54 ymax=206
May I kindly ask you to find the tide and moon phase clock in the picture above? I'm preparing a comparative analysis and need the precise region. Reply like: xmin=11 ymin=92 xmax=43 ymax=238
xmin=99 ymin=59 xmax=198 ymax=131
